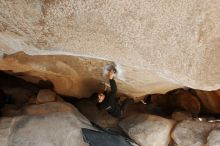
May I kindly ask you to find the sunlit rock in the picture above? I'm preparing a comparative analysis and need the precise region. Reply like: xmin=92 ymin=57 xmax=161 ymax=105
xmin=1 ymin=0 xmax=220 ymax=98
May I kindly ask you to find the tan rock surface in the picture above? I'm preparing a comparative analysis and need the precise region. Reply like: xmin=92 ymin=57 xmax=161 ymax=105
xmin=0 ymin=0 xmax=220 ymax=97
xmin=0 ymin=52 xmax=180 ymax=98
xmin=37 ymin=89 xmax=56 ymax=104
xmin=22 ymin=101 xmax=75 ymax=115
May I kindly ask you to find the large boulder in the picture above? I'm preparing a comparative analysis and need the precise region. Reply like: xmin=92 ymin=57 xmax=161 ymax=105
xmin=0 ymin=52 xmax=180 ymax=99
xmin=7 ymin=113 xmax=91 ymax=146
xmin=207 ymin=128 xmax=220 ymax=146
xmin=0 ymin=103 xmax=93 ymax=146
xmin=119 ymin=114 xmax=175 ymax=146
xmin=172 ymin=120 xmax=220 ymax=146
xmin=1 ymin=0 xmax=220 ymax=98
xmin=21 ymin=101 xmax=75 ymax=115
xmin=149 ymin=89 xmax=201 ymax=115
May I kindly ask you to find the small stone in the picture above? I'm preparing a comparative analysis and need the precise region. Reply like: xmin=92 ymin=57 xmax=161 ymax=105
xmin=36 ymin=89 xmax=56 ymax=104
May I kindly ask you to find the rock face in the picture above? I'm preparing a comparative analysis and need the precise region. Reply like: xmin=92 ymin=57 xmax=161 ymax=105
xmin=0 ymin=102 xmax=92 ymax=146
xmin=22 ymin=102 xmax=75 ymax=115
xmin=207 ymin=128 xmax=220 ymax=146
xmin=150 ymin=89 xmax=201 ymax=115
xmin=172 ymin=120 xmax=220 ymax=146
xmin=0 ymin=52 xmax=180 ymax=98
xmin=119 ymin=114 xmax=175 ymax=146
xmin=1 ymin=0 xmax=220 ymax=98
xmin=195 ymin=89 xmax=220 ymax=114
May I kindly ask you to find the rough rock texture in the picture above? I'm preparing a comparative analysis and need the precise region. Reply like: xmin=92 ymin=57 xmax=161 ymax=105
xmin=119 ymin=114 xmax=175 ymax=146
xmin=1 ymin=0 xmax=220 ymax=98
xmin=207 ymin=128 xmax=220 ymax=146
xmin=0 ymin=103 xmax=92 ymax=146
xmin=0 ymin=52 xmax=180 ymax=98
xmin=172 ymin=120 xmax=220 ymax=146
xmin=37 ymin=89 xmax=56 ymax=104
xmin=8 ymin=113 xmax=90 ymax=146
xmin=195 ymin=89 xmax=220 ymax=113
xmin=150 ymin=89 xmax=201 ymax=115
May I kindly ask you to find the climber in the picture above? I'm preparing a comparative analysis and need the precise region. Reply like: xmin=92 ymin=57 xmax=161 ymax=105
xmin=93 ymin=69 xmax=134 ymax=118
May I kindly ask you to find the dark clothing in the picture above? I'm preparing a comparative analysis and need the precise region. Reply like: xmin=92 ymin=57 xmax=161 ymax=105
xmin=82 ymin=128 xmax=134 ymax=146
xmin=97 ymin=79 xmax=122 ymax=117
xmin=96 ymin=79 xmax=134 ymax=118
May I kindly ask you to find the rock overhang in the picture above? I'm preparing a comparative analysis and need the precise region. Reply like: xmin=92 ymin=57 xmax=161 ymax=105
xmin=1 ymin=0 xmax=220 ymax=98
